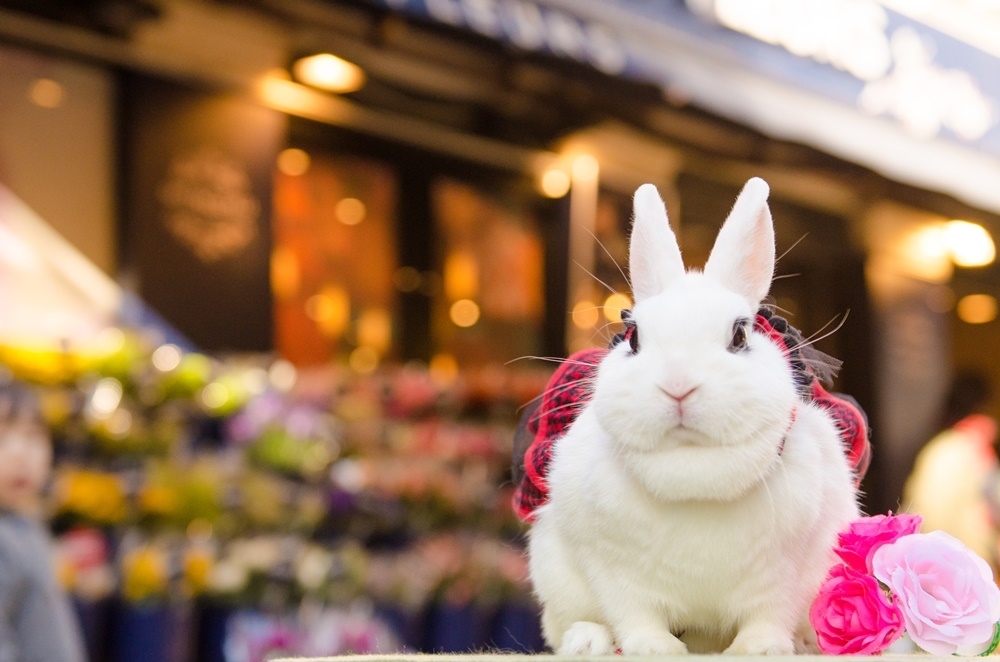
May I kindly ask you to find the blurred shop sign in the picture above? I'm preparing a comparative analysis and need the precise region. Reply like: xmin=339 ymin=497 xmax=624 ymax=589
xmin=122 ymin=75 xmax=285 ymax=352
xmin=686 ymin=0 xmax=893 ymax=81
xmin=372 ymin=0 xmax=628 ymax=74
xmin=157 ymin=145 xmax=262 ymax=263
xmin=685 ymin=0 xmax=997 ymax=143
xmin=371 ymin=0 xmax=999 ymax=150
xmin=369 ymin=0 xmax=1000 ymax=212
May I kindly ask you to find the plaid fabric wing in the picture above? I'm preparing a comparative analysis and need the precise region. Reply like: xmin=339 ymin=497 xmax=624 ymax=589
xmin=756 ymin=310 xmax=872 ymax=488
xmin=512 ymin=347 xmax=607 ymax=522
xmin=811 ymin=384 xmax=872 ymax=489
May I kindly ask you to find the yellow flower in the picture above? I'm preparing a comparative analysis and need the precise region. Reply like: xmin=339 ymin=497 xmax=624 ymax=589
xmin=183 ymin=547 xmax=214 ymax=596
xmin=54 ymin=470 xmax=128 ymax=524
xmin=138 ymin=485 xmax=179 ymax=517
xmin=121 ymin=546 xmax=169 ymax=603
xmin=0 ymin=344 xmax=73 ymax=384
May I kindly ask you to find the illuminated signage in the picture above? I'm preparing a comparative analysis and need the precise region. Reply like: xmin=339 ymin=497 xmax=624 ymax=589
xmin=686 ymin=0 xmax=996 ymax=140
xmin=381 ymin=0 xmax=628 ymax=74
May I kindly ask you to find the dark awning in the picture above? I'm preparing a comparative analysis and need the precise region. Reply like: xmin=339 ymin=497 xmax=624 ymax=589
xmin=367 ymin=0 xmax=1000 ymax=213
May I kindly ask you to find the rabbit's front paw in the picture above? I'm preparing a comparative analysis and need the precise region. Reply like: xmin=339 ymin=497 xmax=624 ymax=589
xmin=558 ymin=621 xmax=615 ymax=656
xmin=620 ymin=629 xmax=687 ymax=656
xmin=725 ymin=625 xmax=794 ymax=656
xmin=794 ymin=621 xmax=820 ymax=654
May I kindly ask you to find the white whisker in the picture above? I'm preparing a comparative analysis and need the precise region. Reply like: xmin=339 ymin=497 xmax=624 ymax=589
xmin=534 ymin=397 xmax=594 ymax=422
xmin=777 ymin=233 xmax=808 ymax=263
xmin=572 ymin=260 xmax=621 ymax=298
xmin=517 ymin=376 xmax=599 ymax=413
xmin=770 ymin=303 xmax=797 ymax=317
xmin=788 ymin=311 xmax=850 ymax=353
xmin=585 ymin=227 xmax=632 ymax=293
xmin=506 ymin=355 xmax=602 ymax=368
xmin=591 ymin=321 xmax=622 ymax=345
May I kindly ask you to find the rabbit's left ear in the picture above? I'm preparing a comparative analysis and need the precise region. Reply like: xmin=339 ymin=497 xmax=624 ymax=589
xmin=704 ymin=178 xmax=775 ymax=305
xmin=629 ymin=183 xmax=684 ymax=302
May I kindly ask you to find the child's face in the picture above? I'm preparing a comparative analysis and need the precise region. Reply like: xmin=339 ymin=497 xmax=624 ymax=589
xmin=0 ymin=417 xmax=51 ymax=513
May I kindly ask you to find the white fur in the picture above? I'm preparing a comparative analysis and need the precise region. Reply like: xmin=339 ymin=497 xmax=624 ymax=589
xmin=528 ymin=179 xmax=859 ymax=655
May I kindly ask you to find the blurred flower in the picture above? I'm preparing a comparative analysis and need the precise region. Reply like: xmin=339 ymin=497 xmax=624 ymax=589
xmin=228 ymin=536 xmax=285 ymax=573
xmin=295 ymin=545 xmax=334 ymax=593
xmin=226 ymin=392 xmax=284 ymax=443
xmin=121 ymin=545 xmax=169 ymax=603
xmin=239 ymin=472 xmax=288 ymax=529
xmin=138 ymin=460 xmax=223 ymax=529
xmin=159 ymin=353 xmax=212 ymax=399
xmin=206 ymin=558 xmax=250 ymax=596
xmin=138 ymin=484 xmax=179 ymax=519
xmin=183 ymin=546 xmax=215 ymax=596
xmin=53 ymin=469 xmax=128 ymax=525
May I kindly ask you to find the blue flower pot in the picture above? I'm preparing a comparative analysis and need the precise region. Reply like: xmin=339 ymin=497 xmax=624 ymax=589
xmin=373 ymin=602 xmax=422 ymax=651
xmin=423 ymin=602 xmax=487 ymax=653
xmin=72 ymin=597 xmax=114 ymax=662
xmin=111 ymin=602 xmax=174 ymax=662
xmin=194 ymin=602 xmax=233 ymax=662
xmin=489 ymin=601 xmax=544 ymax=653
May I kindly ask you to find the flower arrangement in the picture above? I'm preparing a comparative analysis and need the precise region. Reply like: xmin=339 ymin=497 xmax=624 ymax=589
xmin=810 ymin=512 xmax=1000 ymax=656
xmin=52 ymin=469 xmax=128 ymax=525
xmin=226 ymin=392 xmax=339 ymax=480
xmin=121 ymin=544 xmax=170 ymax=603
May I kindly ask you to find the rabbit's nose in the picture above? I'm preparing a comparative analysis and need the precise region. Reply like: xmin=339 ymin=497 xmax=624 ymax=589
xmin=659 ymin=385 xmax=698 ymax=402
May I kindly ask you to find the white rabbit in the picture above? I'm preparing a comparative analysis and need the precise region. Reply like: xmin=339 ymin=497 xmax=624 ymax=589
xmin=527 ymin=178 xmax=860 ymax=655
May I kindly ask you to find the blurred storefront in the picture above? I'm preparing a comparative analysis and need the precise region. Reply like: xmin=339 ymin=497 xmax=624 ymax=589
xmin=1 ymin=0 xmax=1000 ymax=658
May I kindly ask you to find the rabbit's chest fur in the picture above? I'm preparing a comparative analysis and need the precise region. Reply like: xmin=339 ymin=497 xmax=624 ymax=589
xmin=535 ymin=404 xmax=855 ymax=635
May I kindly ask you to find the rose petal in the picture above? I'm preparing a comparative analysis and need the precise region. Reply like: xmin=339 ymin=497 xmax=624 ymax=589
xmin=871 ymin=531 xmax=1000 ymax=656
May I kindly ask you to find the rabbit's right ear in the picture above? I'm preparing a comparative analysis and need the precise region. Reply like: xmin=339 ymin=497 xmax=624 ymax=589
xmin=629 ymin=184 xmax=684 ymax=302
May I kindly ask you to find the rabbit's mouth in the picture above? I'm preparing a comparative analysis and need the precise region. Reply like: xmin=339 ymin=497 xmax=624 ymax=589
xmin=660 ymin=424 xmax=714 ymax=448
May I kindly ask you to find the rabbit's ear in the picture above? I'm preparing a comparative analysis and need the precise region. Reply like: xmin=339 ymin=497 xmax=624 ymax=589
xmin=629 ymin=184 xmax=684 ymax=302
xmin=704 ymin=178 xmax=774 ymax=305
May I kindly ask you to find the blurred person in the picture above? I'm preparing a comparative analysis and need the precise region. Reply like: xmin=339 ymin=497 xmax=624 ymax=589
xmin=0 ymin=380 xmax=85 ymax=662
xmin=903 ymin=370 xmax=999 ymax=567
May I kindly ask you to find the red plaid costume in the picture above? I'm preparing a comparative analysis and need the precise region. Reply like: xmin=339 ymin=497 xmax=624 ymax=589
xmin=512 ymin=308 xmax=872 ymax=523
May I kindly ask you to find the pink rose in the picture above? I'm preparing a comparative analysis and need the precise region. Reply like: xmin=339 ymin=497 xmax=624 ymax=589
xmin=835 ymin=513 xmax=922 ymax=573
xmin=810 ymin=564 xmax=905 ymax=654
xmin=872 ymin=530 xmax=1000 ymax=656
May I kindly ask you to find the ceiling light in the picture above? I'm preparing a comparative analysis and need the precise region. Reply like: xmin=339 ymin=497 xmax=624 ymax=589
xmin=28 ymin=78 xmax=64 ymax=108
xmin=335 ymin=198 xmax=366 ymax=225
xmin=450 ymin=299 xmax=481 ymax=328
xmin=957 ymin=294 xmax=997 ymax=324
xmin=292 ymin=53 xmax=365 ymax=93
xmin=277 ymin=148 xmax=311 ymax=176
xmin=945 ymin=220 xmax=995 ymax=267
xmin=539 ymin=168 xmax=571 ymax=198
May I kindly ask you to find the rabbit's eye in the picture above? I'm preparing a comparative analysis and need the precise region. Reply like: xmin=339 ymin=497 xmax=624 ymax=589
xmin=625 ymin=324 xmax=640 ymax=354
xmin=728 ymin=318 xmax=750 ymax=353
xmin=622 ymin=322 xmax=639 ymax=354
xmin=618 ymin=309 xmax=639 ymax=354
